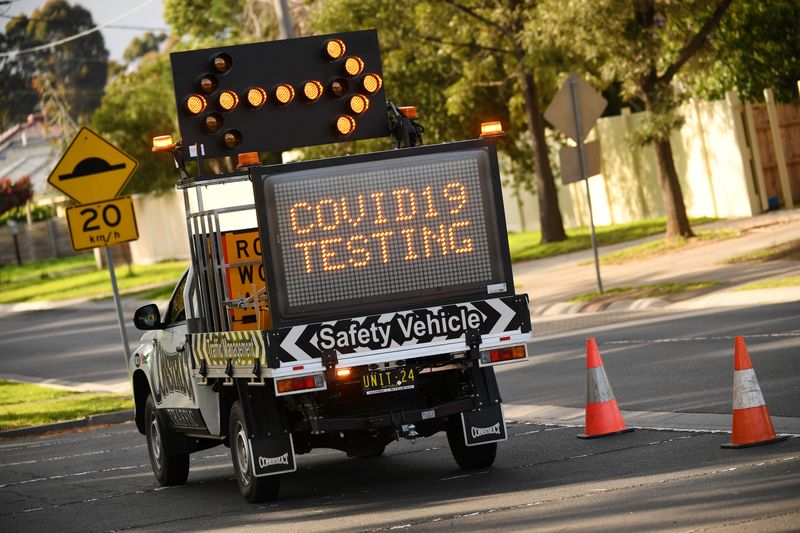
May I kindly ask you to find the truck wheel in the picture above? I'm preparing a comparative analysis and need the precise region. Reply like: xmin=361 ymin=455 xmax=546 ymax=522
xmin=229 ymin=400 xmax=281 ymax=503
xmin=446 ymin=419 xmax=497 ymax=469
xmin=145 ymin=394 xmax=190 ymax=486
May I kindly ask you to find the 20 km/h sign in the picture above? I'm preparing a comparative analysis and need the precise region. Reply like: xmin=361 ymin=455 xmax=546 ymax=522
xmin=66 ymin=196 xmax=139 ymax=252
xmin=48 ymin=127 xmax=138 ymax=204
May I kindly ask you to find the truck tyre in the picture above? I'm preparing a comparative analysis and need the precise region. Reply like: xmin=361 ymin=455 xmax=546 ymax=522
xmin=446 ymin=418 xmax=497 ymax=469
xmin=145 ymin=394 xmax=190 ymax=486
xmin=229 ymin=400 xmax=281 ymax=503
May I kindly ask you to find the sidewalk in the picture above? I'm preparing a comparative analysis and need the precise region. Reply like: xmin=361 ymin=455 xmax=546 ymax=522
xmin=1 ymin=210 xmax=798 ymax=319
xmin=513 ymin=209 xmax=800 ymax=316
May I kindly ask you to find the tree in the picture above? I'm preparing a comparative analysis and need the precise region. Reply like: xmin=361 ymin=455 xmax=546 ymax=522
xmin=123 ymin=32 xmax=167 ymax=65
xmin=0 ymin=18 xmax=39 ymax=129
xmin=92 ymin=53 xmax=178 ymax=194
xmin=0 ymin=177 xmax=33 ymax=219
xmin=312 ymin=0 xmax=568 ymax=242
xmin=685 ymin=1 xmax=800 ymax=103
xmin=4 ymin=0 xmax=109 ymax=127
xmin=542 ymin=0 xmax=732 ymax=241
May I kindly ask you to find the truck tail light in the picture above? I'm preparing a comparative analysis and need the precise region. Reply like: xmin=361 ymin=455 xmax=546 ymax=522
xmin=480 ymin=344 xmax=527 ymax=365
xmin=335 ymin=368 xmax=352 ymax=379
xmin=275 ymin=373 xmax=325 ymax=395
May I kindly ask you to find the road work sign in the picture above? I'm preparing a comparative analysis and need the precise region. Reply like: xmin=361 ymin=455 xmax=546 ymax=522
xmin=48 ymin=127 xmax=138 ymax=204
xmin=221 ymin=229 xmax=270 ymax=331
xmin=66 ymin=196 xmax=139 ymax=251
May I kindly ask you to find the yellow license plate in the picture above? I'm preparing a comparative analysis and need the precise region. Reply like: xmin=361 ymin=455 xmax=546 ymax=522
xmin=362 ymin=368 xmax=416 ymax=395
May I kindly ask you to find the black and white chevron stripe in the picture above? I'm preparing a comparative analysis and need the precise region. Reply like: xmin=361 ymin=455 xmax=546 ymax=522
xmin=271 ymin=296 xmax=529 ymax=362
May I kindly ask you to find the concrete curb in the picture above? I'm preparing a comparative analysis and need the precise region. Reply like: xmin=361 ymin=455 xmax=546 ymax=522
xmin=0 ymin=409 xmax=134 ymax=439
xmin=531 ymin=286 xmax=800 ymax=317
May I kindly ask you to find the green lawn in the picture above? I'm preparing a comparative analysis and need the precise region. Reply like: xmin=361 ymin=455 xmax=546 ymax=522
xmin=735 ymin=276 xmax=800 ymax=291
xmin=591 ymin=229 xmax=740 ymax=265
xmin=508 ymin=217 xmax=716 ymax=262
xmin=0 ymin=254 xmax=95 ymax=284
xmin=724 ymin=240 xmax=800 ymax=264
xmin=0 ymin=380 xmax=131 ymax=430
xmin=0 ymin=259 xmax=188 ymax=303
xmin=569 ymin=281 xmax=724 ymax=303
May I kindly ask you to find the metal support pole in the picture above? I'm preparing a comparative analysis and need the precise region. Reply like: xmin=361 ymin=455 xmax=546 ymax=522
xmin=570 ymin=77 xmax=603 ymax=294
xmin=105 ymin=247 xmax=131 ymax=360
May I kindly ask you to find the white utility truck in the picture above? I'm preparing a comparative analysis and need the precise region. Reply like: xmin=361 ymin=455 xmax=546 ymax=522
xmin=129 ymin=30 xmax=532 ymax=502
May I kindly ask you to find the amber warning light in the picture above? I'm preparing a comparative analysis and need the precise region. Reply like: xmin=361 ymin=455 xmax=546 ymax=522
xmin=480 ymin=121 xmax=504 ymax=137
xmin=152 ymin=135 xmax=175 ymax=151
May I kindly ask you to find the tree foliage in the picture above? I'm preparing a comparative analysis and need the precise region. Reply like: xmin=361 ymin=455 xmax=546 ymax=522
xmin=0 ymin=177 xmax=33 ymax=218
xmin=2 ymin=0 xmax=109 ymax=127
xmin=0 ymin=23 xmax=39 ymax=130
xmin=539 ymin=0 xmax=732 ymax=241
xmin=123 ymin=32 xmax=168 ymax=64
xmin=685 ymin=0 xmax=800 ymax=103
xmin=92 ymin=54 xmax=178 ymax=194
xmin=310 ymin=0 xmax=568 ymax=242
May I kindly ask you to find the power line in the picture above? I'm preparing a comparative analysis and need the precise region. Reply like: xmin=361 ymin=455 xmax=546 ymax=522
xmin=0 ymin=13 xmax=167 ymax=32
xmin=0 ymin=0 xmax=155 ymax=58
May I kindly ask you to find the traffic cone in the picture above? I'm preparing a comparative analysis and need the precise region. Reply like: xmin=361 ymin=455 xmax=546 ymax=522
xmin=577 ymin=338 xmax=634 ymax=439
xmin=721 ymin=336 xmax=787 ymax=448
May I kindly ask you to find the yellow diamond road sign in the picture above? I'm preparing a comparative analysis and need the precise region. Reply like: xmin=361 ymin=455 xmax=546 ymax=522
xmin=48 ymin=127 xmax=138 ymax=204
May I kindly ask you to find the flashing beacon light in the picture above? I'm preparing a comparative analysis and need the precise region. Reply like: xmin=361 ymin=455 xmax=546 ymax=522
xmin=186 ymin=94 xmax=207 ymax=115
xmin=344 ymin=56 xmax=365 ymax=77
xmin=246 ymin=87 xmax=267 ymax=108
xmin=479 ymin=121 xmax=504 ymax=137
xmin=218 ymin=90 xmax=239 ymax=111
xmin=335 ymin=115 xmax=356 ymax=136
xmin=324 ymin=38 xmax=346 ymax=60
xmin=274 ymin=83 xmax=296 ymax=105
xmin=361 ymin=73 xmax=382 ymax=94
xmin=349 ymin=94 xmax=369 ymax=115
xmin=303 ymin=80 xmax=324 ymax=102
xmin=152 ymin=134 xmax=174 ymax=151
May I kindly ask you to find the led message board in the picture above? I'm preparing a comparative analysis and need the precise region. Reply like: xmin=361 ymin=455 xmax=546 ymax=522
xmin=253 ymin=141 xmax=513 ymax=326
xmin=170 ymin=30 xmax=389 ymax=160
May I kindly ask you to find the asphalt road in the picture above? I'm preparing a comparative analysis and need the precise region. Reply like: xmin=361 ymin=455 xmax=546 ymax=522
xmin=1 ymin=302 xmax=799 ymax=531
xmin=0 ymin=306 xmax=138 ymax=392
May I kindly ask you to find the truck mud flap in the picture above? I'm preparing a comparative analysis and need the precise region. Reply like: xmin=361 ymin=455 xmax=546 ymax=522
xmin=250 ymin=433 xmax=297 ymax=477
xmin=460 ymin=403 xmax=507 ymax=446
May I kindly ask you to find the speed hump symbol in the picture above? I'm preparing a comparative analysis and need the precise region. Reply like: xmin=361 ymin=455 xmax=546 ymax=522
xmin=48 ymin=127 xmax=138 ymax=204
xmin=66 ymin=196 xmax=139 ymax=252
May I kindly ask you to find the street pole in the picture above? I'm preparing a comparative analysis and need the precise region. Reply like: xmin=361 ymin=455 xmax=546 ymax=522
xmin=105 ymin=247 xmax=131 ymax=361
xmin=570 ymin=76 xmax=604 ymax=294
xmin=273 ymin=0 xmax=294 ymax=39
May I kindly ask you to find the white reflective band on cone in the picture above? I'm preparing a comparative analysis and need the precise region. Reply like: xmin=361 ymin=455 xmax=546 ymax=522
xmin=733 ymin=368 xmax=766 ymax=410
xmin=587 ymin=367 xmax=616 ymax=404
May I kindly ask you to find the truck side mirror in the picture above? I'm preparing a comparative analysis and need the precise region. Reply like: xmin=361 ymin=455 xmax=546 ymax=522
xmin=134 ymin=304 xmax=163 ymax=330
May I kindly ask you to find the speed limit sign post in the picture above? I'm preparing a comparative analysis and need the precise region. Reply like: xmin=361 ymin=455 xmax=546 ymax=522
xmin=48 ymin=127 xmax=140 ymax=361
xmin=66 ymin=196 xmax=139 ymax=251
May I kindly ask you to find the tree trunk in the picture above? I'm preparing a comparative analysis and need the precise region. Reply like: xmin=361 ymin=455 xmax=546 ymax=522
xmin=519 ymin=68 xmax=567 ymax=243
xmin=652 ymin=136 xmax=694 ymax=240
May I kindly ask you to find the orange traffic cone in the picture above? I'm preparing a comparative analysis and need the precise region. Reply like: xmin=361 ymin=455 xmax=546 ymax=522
xmin=722 ymin=336 xmax=787 ymax=448
xmin=578 ymin=338 xmax=634 ymax=439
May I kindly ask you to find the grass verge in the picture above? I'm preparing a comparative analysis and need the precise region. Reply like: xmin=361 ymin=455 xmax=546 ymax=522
xmin=508 ymin=217 xmax=716 ymax=263
xmin=0 ymin=254 xmax=95 ymax=284
xmin=0 ymin=260 xmax=188 ymax=303
xmin=734 ymin=276 xmax=800 ymax=291
xmin=0 ymin=380 xmax=131 ymax=430
xmin=586 ymin=229 xmax=740 ymax=266
xmin=723 ymin=240 xmax=800 ymax=264
xmin=569 ymin=281 xmax=724 ymax=303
